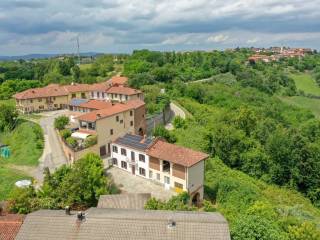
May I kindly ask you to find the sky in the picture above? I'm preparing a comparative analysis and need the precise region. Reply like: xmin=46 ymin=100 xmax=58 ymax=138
xmin=0 ymin=0 xmax=320 ymax=55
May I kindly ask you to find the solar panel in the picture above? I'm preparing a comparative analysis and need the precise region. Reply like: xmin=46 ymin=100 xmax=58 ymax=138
xmin=115 ymin=134 xmax=153 ymax=150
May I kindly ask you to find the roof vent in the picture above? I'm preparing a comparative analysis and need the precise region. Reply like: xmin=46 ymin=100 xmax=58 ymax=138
xmin=97 ymin=113 xmax=101 ymax=118
xmin=65 ymin=206 xmax=71 ymax=215
xmin=77 ymin=211 xmax=85 ymax=221
xmin=167 ymin=219 xmax=176 ymax=229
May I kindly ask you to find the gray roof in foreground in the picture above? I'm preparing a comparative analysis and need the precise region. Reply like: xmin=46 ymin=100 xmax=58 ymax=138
xmin=16 ymin=208 xmax=231 ymax=240
xmin=97 ymin=193 xmax=151 ymax=209
xmin=114 ymin=133 xmax=153 ymax=151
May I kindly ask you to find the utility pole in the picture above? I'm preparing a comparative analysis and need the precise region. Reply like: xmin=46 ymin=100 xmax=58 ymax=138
xmin=77 ymin=36 xmax=81 ymax=66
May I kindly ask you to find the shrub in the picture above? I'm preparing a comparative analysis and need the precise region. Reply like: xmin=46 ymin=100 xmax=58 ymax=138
xmin=66 ymin=137 xmax=78 ymax=149
xmin=288 ymin=222 xmax=320 ymax=240
xmin=7 ymin=186 xmax=37 ymax=214
xmin=202 ymin=199 xmax=216 ymax=212
xmin=60 ymin=129 xmax=71 ymax=140
xmin=54 ymin=115 xmax=69 ymax=130
xmin=153 ymin=125 xmax=177 ymax=143
xmin=173 ymin=116 xmax=186 ymax=129
xmin=84 ymin=135 xmax=97 ymax=148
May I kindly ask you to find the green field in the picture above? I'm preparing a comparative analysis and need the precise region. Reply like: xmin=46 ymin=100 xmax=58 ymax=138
xmin=0 ymin=121 xmax=43 ymax=166
xmin=0 ymin=99 xmax=15 ymax=107
xmin=291 ymin=73 xmax=320 ymax=96
xmin=79 ymin=63 xmax=92 ymax=70
xmin=280 ymin=96 xmax=320 ymax=118
xmin=0 ymin=166 xmax=31 ymax=200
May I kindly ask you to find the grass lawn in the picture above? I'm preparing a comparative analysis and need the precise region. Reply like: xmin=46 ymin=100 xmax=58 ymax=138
xmin=0 ymin=99 xmax=15 ymax=107
xmin=79 ymin=63 xmax=92 ymax=70
xmin=0 ymin=121 xmax=44 ymax=166
xmin=291 ymin=73 xmax=320 ymax=96
xmin=280 ymin=96 xmax=320 ymax=118
xmin=0 ymin=166 xmax=31 ymax=200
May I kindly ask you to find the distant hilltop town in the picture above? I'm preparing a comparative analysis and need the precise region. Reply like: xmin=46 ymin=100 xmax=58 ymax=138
xmin=248 ymin=46 xmax=315 ymax=63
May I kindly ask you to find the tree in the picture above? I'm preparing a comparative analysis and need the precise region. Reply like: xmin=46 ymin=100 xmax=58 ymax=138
xmin=152 ymin=125 xmax=177 ymax=143
xmin=0 ymin=104 xmax=18 ymax=131
xmin=54 ymin=115 xmax=69 ymax=130
xmin=71 ymin=65 xmax=80 ymax=82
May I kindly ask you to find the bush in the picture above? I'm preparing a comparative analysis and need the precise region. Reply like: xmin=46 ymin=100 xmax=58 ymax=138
xmin=153 ymin=125 xmax=177 ymax=143
xmin=288 ymin=222 xmax=320 ymax=240
xmin=202 ymin=200 xmax=216 ymax=212
xmin=173 ymin=116 xmax=186 ymax=129
xmin=8 ymin=187 xmax=37 ymax=214
xmin=60 ymin=129 xmax=71 ymax=140
xmin=66 ymin=137 xmax=78 ymax=148
xmin=54 ymin=115 xmax=69 ymax=130
xmin=84 ymin=135 xmax=97 ymax=148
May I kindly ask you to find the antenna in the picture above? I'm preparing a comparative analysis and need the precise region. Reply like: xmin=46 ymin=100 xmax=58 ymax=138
xmin=77 ymin=36 xmax=81 ymax=66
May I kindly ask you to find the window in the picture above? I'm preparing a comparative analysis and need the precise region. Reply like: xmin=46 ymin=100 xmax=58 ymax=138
xmin=97 ymin=92 xmax=100 ymax=98
xmin=53 ymin=97 xmax=56 ymax=100
xmin=121 ymin=148 xmax=127 ymax=156
xmin=112 ymin=146 xmax=118 ymax=153
xmin=54 ymin=104 xmax=58 ymax=108
xmin=139 ymin=167 xmax=146 ymax=176
xmin=115 ymin=94 xmax=118 ymax=98
xmin=113 ymin=158 xmax=118 ymax=166
xmin=130 ymin=110 xmax=133 ymax=116
xmin=30 ymin=99 xmax=33 ymax=103
xmin=126 ymin=95 xmax=128 ymax=101
xmin=149 ymin=170 xmax=153 ymax=179
xmin=131 ymin=151 xmax=135 ymax=161
xmin=120 ymin=119 xmax=123 ymax=124
xmin=72 ymin=93 xmax=76 ymax=98
xmin=139 ymin=154 xmax=145 ymax=162
xmin=119 ymin=94 xmax=122 ymax=100
xmin=38 ymin=98 xmax=42 ymax=102
xmin=116 ymin=116 xmax=119 ymax=122
xmin=121 ymin=161 xmax=127 ymax=169
xmin=164 ymin=176 xmax=170 ymax=185
xmin=81 ymin=92 xmax=86 ymax=98
xmin=157 ymin=173 xmax=160 ymax=181
xmin=110 ymin=129 xmax=113 ymax=135
xmin=102 ymin=92 xmax=105 ymax=98
xmin=91 ymin=92 xmax=94 ymax=98
xmin=163 ymin=160 xmax=170 ymax=172
xmin=130 ymin=121 xmax=133 ymax=126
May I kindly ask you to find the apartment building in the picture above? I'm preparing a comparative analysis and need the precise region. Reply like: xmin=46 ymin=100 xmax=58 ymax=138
xmin=111 ymin=134 xmax=209 ymax=202
xmin=77 ymin=100 xmax=146 ymax=157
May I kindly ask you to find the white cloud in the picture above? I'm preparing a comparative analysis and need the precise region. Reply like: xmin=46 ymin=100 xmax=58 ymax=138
xmin=207 ymin=34 xmax=229 ymax=43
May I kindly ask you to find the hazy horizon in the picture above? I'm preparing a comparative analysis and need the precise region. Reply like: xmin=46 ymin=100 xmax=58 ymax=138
xmin=0 ymin=0 xmax=319 ymax=55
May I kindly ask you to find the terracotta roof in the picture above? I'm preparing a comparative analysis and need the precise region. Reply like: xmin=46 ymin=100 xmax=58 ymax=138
xmin=77 ymin=100 xmax=145 ymax=122
xmin=0 ymin=214 xmax=25 ymax=240
xmin=147 ymin=139 xmax=209 ymax=167
xmin=106 ymin=76 xmax=128 ymax=86
xmin=77 ymin=103 xmax=131 ymax=122
xmin=106 ymin=86 xmax=142 ymax=96
xmin=89 ymin=83 xmax=110 ymax=92
xmin=79 ymin=100 xmax=113 ymax=110
xmin=13 ymin=85 xmax=68 ymax=100
xmin=16 ymin=208 xmax=230 ymax=240
xmin=63 ymin=84 xmax=91 ymax=93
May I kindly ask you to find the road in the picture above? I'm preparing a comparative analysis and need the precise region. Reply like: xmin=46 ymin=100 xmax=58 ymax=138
xmin=33 ymin=110 xmax=68 ymax=186
xmin=165 ymin=102 xmax=186 ymax=130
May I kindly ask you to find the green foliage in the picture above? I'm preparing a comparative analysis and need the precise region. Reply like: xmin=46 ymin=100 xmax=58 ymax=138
xmin=202 ymin=199 xmax=216 ymax=212
xmin=54 ymin=115 xmax=69 ymax=130
xmin=60 ymin=129 xmax=71 ymax=140
xmin=173 ymin=116 xmax=186 ymax=129
xmin=84 ymin=135 xmax=97 ymax=148
xmin=145 ymin=192 xmax=196 ymax=211
xmin=152 ymin=125 xmax=176 ymax=143
xmin=288 ymin=222 xmax=320 ymax=240
xmin=0 ymin=121 xmax=43 ymax=166
xmin=0 ymin=104 xmax=18 ymax=131
xmin=66 ymin=137 xmax=77 ymax=149
xmin=9 ymin=153 xmax=113 ymax=213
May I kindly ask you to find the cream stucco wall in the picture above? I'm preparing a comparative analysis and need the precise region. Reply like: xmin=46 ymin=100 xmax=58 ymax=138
xmin=187 ymin=160 xmax=205 ymax=199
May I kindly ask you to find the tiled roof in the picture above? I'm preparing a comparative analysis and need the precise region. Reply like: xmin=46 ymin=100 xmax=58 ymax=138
xmin=106 ymin=76 xmax=128 ymax=86
xmin=79 ymin=100 xmax=113 ymax=110
xmin=106 ymin=86 xmax=141 ymax=95
xmin=77 ymin=100 xmax=145 ymax=122
xmin=63 ymin=84 xmax=91 ymax=93
xmin=97 ymin=193 xmax=151 ymax=209
xmin=147 ymin=139 xmax=209 ymax=167
xmin=0 ymin=214 xmax=25 ymax=240
xmin=13 ymin=85 xmax=69 ymax=100
xmin=89 ymin=83 xmax=110 ymax=92
xmin=16 ymin=208 xmax=231 ymax=240
xmin=114 ymin=134 xmax=153 ymax=151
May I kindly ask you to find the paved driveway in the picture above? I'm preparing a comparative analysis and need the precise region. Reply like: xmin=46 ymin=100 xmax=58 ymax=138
xmin=34 ymin=110 xmax=69 ymax=186
xmin=107 ymin=167 xmax=177 ymax=201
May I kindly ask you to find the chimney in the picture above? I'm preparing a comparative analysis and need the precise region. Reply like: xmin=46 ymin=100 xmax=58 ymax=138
xmin=140 ymin=134 xmax=147 ymax=143
xmin=96 ymin=113 xmax=101 ymax=118
xmin=65 ymin=206 xmax=71 ymax=215
xmin=77 ymin=211 xmax=85 ymax=221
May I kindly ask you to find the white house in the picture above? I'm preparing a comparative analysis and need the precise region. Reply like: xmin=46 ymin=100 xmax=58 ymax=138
xmin=111 ymin=134 xmax=209 ymax=203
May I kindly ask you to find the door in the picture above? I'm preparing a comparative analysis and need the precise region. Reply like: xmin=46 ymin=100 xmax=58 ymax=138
xmin=100 ymin=145 xmax=106 ymax=156
xmin=107 ymin=143 xmax=111 ymax=155
xmin=132 ymin=165 xmax=135 ymax=175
